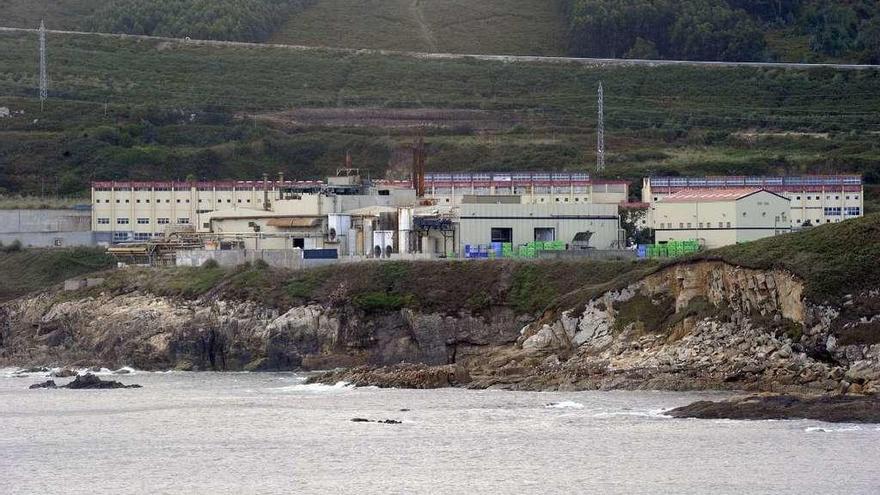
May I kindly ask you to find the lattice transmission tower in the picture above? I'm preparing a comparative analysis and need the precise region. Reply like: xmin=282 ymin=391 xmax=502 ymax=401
xmin=596 ymin=82 xmax=605 ymax=173
xmin=39 ymin=20 xmax=48 ymax=111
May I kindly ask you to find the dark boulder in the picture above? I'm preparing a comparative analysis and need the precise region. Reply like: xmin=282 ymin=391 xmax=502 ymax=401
xmin=62 ymin=373 xmax=141 ymax=389
xmin=29 ymin=380 xmax=58 ymax=389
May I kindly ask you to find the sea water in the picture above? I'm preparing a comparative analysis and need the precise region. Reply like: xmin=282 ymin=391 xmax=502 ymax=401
xmin=1 ymin=370 xmax=878 ymax=494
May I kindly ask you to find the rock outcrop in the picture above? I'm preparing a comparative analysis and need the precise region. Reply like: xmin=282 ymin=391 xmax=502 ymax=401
xmin=667 ymin=394 xmax=880 ymax=423
xmin=2 ymin=260 xmax=878 ymax=396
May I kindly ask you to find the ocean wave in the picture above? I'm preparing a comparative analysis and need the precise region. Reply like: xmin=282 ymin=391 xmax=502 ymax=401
xmin=545 ymin=401 xmax=585 ymax=409
xmin=805 ymin=426 xmax=864 ymax=433
xmin=273 ymin=381 xmax=353 ymax=393
xmin=593 ymin=408 xmax=671 ymax=419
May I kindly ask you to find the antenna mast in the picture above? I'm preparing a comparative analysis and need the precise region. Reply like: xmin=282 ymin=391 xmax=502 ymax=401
xmin=597 ymin=82 xmax=605 ymax=173
xmin=39 ymin=20 xmax=47 ymax=112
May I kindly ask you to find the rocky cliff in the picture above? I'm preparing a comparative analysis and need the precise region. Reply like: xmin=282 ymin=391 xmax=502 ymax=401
xmin=1 ymin=258 xmax=877 ymax=395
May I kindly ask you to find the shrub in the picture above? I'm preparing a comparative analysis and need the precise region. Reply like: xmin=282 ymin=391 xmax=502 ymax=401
xmin=202 ymin=259 xmax=219 ymax=269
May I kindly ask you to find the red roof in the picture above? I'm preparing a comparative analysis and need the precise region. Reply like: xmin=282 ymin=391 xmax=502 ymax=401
xmin=660 ymin=188 xmax=778 ymax=202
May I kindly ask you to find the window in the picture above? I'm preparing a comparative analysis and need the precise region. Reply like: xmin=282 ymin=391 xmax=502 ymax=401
xmin=117 ymin=218 xmax=129 ymax=225
xmin=534 ymin=228 xmax=555 ymax=242
xmin=146 ymin=199 xmax=150 ymax=203
xmin=835 ymin=196 xmax=839 ymax=200
xmin=687 ymin=223 xmax=692 ymax=228
xmin=679 ymin=223 xmax=684 ymax=228
xmin=157 ymin=218 xmax=170 ymax=225
xmin=698 ymin=223 xmax=703 ymax=229
xmin=726 ymin=222 xmax=731 ymax=228
xmin=824 ymin=207 xmax=842 ymax=216
xmin=718 ymin=222 xmax=723 ymax=228
xmin=137 ymin=218 xmax=149 ymax=224
xmin=165 ymin=200 xmax=170 ymax=203
xmin=134 ymin=233 xmax=151 ymax=241
xmin=742 ymin=212 xmax=747 ymax=217
xmin=845 ymin=207 xmax=861 ymax=216
xmin=491 ymin=228 xmax=513 ymax=243
xmin=125 ymin=199 xmax=129 ymax=203
xmin=116 ymin=200 xmax=120 ymax=204
xmin=795 ymin=196 xmax=801 ymax=200
xmin=97 ymin=218 xmax=110 ymax=224
xmin=177 ymin=218 xmax=190 ymax=224
xmin=176 ymin=199 xmax=181 ymax=203
xmin=95 ymin=199 xmax=100 ymax=204
xmin=113 ymin=232 xmax=130 ymax=242
xmin=136 ymin=199 xmax=141 ymax=203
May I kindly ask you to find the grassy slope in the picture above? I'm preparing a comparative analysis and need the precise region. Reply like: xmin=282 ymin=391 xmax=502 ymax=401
xmin=0 ymin=0 xmax=101 ymax=30
xmin=702 ymin=214 xmax=880 ymax=303
xmin=93 ymin=259 xmax=657 ymax=315
xmin=0 ymin=247 xmax=115 ymax=302
xmin=270 ymin=0 xmax=565 ymax=55
xmin=1 ymin=31 xmax=879 ymax=199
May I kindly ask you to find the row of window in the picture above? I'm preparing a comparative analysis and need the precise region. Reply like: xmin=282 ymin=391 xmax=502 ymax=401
xmin=794 ymin=195 xmax=859 ymax=201
xmin=98 ymin=218 xmax=189 ymax=225
xmin=823 ymin=207 xmax=862 ymax=216
xmin=659 ymin=222 xmax=732 ymax=229
xmin=97 ymin=198 xmax=257 ymax=205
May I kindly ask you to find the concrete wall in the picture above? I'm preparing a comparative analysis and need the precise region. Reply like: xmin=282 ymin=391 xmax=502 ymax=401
xmin=0 ymin=231 xmax=95 ymax=248
xmin=175 ymin=249 xmax=340 ymax=270
xmin=0 ymin=209 xmax=94 ymax=247
xmin=457 ymin=203 xmax=619 ymax=251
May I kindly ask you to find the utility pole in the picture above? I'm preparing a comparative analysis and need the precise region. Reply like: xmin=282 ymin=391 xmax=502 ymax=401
xmin=597 ymin=82 xmax=605 ymax=173
xmin=39 ymin=20 xmax=47 ymax=112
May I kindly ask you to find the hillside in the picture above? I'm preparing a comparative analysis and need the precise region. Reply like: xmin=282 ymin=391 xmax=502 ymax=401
xmin=0 ymin=247 xmax=114 ymax=302
xmin=3 ymin=1 xmax=879 ymax=64
xmin=269 ymin=0 xmax=566 ymax=55
xmin=1 ymin=30 xmax=879 ymax=200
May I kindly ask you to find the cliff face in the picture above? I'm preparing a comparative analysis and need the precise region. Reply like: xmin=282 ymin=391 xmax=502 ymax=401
xmin=0 ymin=291 xmax=524 ymax=372
xmin=1 ymin=260 xmax=878 ymax=395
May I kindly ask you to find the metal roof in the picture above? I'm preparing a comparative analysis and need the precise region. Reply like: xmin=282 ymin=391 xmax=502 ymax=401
xmin=660 ymin=188 xmax=783 ymax=202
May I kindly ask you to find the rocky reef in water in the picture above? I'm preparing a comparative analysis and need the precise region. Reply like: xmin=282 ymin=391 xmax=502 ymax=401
xmin=666 ymin=394 xmax=880 ymax=423
xmin=1 ymin=257 xmax=877 ymax=398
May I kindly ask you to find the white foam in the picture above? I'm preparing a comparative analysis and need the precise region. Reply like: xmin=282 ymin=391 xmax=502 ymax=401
xmin=274 ymin=381 xmax=353 ymax=393
xmin=545 ymin=401 xmax=585 ymax=409
xmin=593 ymin=408 xmax=671 ymax=419
xmin=805 ymin=426 xmax=863 ymax=433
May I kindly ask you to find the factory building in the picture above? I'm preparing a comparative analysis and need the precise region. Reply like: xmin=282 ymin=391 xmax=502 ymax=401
xmin=90 ymin=175 xmax=414 ymax=244
xmin=643 ymin=175 xmax=864 ymax=228
xmin=457 ymin=202 xmax=621 ymax=252
xmin=652 ymin=188 xmax=791 ymax=249
xmin=424 ymin=173 xmax=629 ymax=206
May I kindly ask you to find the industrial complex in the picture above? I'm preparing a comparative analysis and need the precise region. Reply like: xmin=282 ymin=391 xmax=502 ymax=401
xmin=0 ymin=165 xmax=866 ymax=268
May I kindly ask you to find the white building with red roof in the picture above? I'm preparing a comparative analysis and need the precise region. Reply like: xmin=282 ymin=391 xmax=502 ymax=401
xmin=651 ymin=188 xmax=791 ymax=249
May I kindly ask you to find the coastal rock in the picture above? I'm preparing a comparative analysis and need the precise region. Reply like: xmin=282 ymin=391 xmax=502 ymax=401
xmin=667 ymin=394 xmax=880 ymax=423
xmin=62 ymin=373 xmax=141 ymax=389
xmin=29 ymin=380 xmax=57 ymax=389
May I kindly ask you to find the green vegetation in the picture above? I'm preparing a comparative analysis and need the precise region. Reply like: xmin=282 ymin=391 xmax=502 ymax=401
xmin=700 ymin=213 xmax=880 ymax=302
xmin=271 ymin=0 xmax=565 ymax=55
xmin=0 ymin=247 xmax=115 ymax=301
xmin=611 ymin=293 xmax=675 ymax=335
xmin=563 ymin=0 xmax=880 ymax=63
xmin=2 ymin=31 xmax=880 ymax=199
xmin=87 ymin=0 xmax=313 ymax=42
xmin=0 ymin=0 xmax=100 ymax=30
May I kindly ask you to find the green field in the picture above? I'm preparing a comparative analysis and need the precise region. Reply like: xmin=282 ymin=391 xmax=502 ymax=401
xmin=0 ymin=247 xmax=115 ymax=302
xmin=1 ymin=30 xmax=879 ymax=199
xmin=270 ymin=0 xmax=566 ymax=55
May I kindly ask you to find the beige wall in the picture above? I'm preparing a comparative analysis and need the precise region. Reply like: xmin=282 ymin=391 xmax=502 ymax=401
xmin=651 ymin=191 xmax=790 ymax=249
